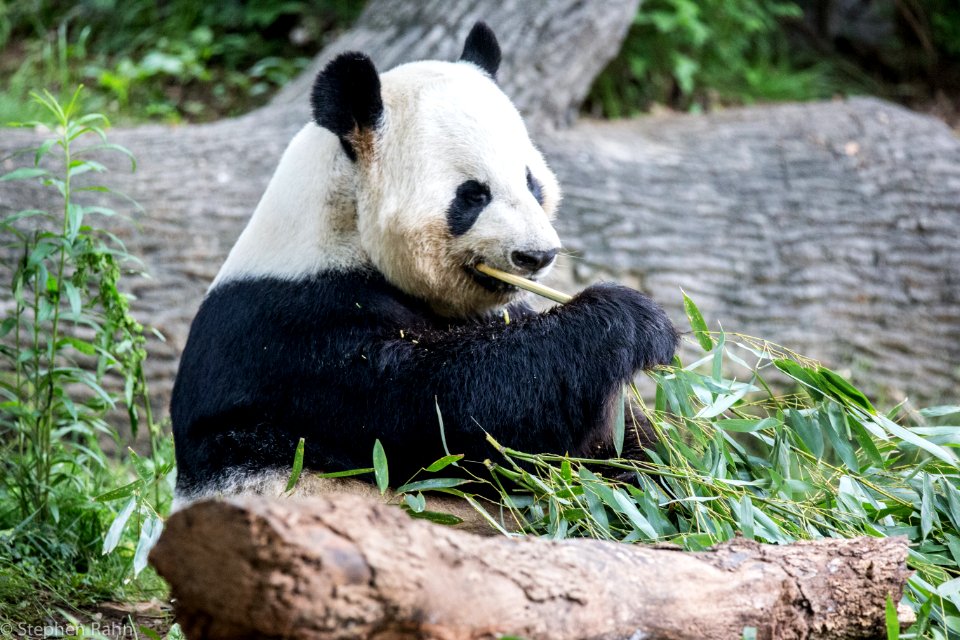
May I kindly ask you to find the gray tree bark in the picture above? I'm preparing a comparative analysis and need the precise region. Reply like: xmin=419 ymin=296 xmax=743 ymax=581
xmin=151 ymin=495 xmax=913 ymax=640
xmin=1 ymin=0 xmax=958 ymax=408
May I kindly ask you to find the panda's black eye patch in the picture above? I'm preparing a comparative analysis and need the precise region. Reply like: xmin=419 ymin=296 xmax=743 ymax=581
xmin=447 ymin=180 xmax=492 ymax=236
xmin=526 ymin=167 xmax=544 ymax=206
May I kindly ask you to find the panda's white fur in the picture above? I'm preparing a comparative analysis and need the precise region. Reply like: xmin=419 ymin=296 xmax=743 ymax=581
xmin=170 ymin=23 xmax=679 ymax=526
xmin=216 ymin=60 xmax=560 ymax=318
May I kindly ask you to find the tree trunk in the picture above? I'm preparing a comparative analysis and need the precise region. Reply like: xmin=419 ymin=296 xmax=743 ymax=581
xmin=1 ymin=0 xmax=957 ymax=408
xmin=151 ymin=495 xmax=913 ymax=640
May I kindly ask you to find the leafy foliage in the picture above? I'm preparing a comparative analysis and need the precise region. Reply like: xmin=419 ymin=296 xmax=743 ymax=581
xmin=0 ymin=0 xmax=363 ymax=123
xmin=584 ymin=0 xmax=836 ymax=117
xmin=0 ymin=88 xmax=171 ymax=623
xmin=585 ymin=0 xmax=960 ymax=118
xmin=360 ymin=297 xmax=960 ymax=639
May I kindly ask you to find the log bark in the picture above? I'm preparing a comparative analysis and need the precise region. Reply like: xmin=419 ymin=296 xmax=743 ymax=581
xmin=151 ymin=495 xmax=913 ymax=640
xmin=1 ymin=0 xmax=958 ymax=409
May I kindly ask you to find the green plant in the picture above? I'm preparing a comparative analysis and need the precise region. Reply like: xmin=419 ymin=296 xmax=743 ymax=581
xmin=585 ymin=0 xmax=838 ymax=116
xmin=0 ymin=0 xmax=364 ymax=124
xmin=0 ymin=87 xmax=171 ymax=622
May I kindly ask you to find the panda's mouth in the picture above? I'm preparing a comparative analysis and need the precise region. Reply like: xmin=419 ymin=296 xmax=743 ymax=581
xmin=464 ymin=262 xmax=519 ymax=294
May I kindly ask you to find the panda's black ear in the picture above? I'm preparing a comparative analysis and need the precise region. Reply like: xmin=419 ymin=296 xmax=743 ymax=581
xmin=459 ymin=21 xmax=501 ymax=79
xmin=311 ymin=52 xmax=383 ymax=162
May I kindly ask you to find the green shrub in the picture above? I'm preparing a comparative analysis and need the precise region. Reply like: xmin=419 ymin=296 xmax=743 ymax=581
xmin=0 ymin=0 xmax=363 ymax=123
xmin=0 ymin=87 xmax=171 ymax=623
xmin=584 ymin=0 xmax=839 ymax=116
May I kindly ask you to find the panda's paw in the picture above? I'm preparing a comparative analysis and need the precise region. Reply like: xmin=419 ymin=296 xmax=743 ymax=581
xmin=572 ymin=283 xmax=679 ymax=370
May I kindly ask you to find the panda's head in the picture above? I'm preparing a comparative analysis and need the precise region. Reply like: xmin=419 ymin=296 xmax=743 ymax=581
xmin=312 ymin=23 xmax=561 ymax=318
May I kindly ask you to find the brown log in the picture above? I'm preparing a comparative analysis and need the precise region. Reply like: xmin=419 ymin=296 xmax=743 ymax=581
xmin=151 ymin=495 xmax=912 ymax=640
xmin=1 ymin=0 xmax=958 ymax=411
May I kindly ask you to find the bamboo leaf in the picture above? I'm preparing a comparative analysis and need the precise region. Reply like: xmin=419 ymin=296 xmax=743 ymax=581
xmin=396 ymin=478 xmax=470 ymax=494
xmin=682 ymin=290 xmax=714 ymax=351
xmin=885 ymin=595 xmax=900 ymax=640
xmin=315 ymin=467 xmax=374 ymax=479
xmin=373 ymin=439 xmax=388 ymax=495
xmin=613 ymin=389 xmax=625 ymax=457
xmin=285 ymin=438 xmax=305 ymax=492
xmin=103 ymin=497 xmax=136 ymax=554
xmin=133 ymin=515 xmax=164 ymax=575
xmin=425 ymin=454 xmax=464 ymax=473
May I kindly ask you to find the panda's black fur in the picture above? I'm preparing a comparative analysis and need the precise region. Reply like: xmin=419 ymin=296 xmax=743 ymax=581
xmin=171 ymin=23 xmax=679 ymax=503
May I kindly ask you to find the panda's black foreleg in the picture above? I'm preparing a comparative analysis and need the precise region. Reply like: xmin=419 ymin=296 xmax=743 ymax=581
xmin=370 ymin=283 xmax=678 ymax=468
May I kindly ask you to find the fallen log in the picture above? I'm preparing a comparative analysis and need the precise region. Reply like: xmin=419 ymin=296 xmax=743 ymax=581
xmin=151 ymin=494 xmax=912 ymax=640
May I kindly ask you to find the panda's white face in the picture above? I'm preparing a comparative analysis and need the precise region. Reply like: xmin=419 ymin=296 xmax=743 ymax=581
xmin=356 ymin=61 xmax=562 ymax=318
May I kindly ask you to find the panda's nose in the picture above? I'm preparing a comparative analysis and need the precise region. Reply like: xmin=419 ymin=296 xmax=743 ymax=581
xmin=511 ymin=248 xmax=559 ymax=273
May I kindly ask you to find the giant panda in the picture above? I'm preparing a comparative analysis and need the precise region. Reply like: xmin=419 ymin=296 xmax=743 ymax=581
xmin=171 ymin=22 xmax=679 ymax=510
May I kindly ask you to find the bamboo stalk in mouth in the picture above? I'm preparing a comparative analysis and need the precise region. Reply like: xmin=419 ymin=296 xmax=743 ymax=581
xmin=475 ymin=263 xmax=573 ymax=304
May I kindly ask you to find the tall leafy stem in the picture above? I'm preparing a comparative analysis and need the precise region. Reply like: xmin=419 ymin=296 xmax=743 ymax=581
xmin=1 ymin=86 xmax=168 ymax=574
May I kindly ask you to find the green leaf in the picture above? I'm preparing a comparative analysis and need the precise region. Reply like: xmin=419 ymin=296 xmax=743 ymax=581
xmin=402 ymin=492 xmax=426 ymax=513
xmin=63 ymin=281 xmax=82 ymax=317
xmin=920 ymin=406 xmax=960 ymax=418
xmin=822 ymin=404 xmax=860 ymax=471
xmin=683 ymin=291 xmax=713 ymax=351
xmin=62 ymin=337 xmax=96 ymax=356
xmin=921 ymin=474 xmax=937 ymax=540
xmin=133 ymin=515 xmax=164 ymax=575
xmin=786 ymin=409 xmax=823 ymax=459
xmin=818 ymin=367 xmax=875 ymax=413
xmin=396 ymin=478 xmax=470 ymax=494
xmin=774 ymin=359 xmax=825 ymax=401
xmin=885 ymin=595 xmax=900 ymax=640
xmin=1 ymin=167 xmax=49 ymax=181
xmin=128 ymin=448 xmax=155 ymax=481
xmin=848 ymin=416 xmax=884 ymax=468
xmin=103 ymin=496 xmax=137 ymax=554
xmin=95 ymin=479 xmax=144 ymax=502
xmin=696 ymin=383 xmax=751 ymax=419
xmin=315 ymin=467 xmax=374 ymax=479
xmin=874 ymin=413 xmax=957 ymax=465
xmin=671 ymin=52 xmax=700 ymax=95
xmin=612 ymin=489 xmax=658 ymax=539
xmin=0 ymin=317 xmax=15 ymax=338
xmin=739 ymin=495 xmax=755 ymax=540
xmin=406 ymin=510 xmax=464 ymax=526
xmin=34 ymin=138 xmax=57 ymax=165
xmin=373 ymin=439 xmax=389 ymax=495
xmin=717 ymin=417 xmax=778 ymax=433
xmin=945 ymin=483 xmax=960 ymax=530
xmin=1 ymin=208 xmax=48 ymax=227
xmin=436 ymin=398 xmax=453 ymax=458
xmin=425 ymin=454 xmax=463 ymax=472
xmin=66 ymin=203 xmax=84 ymax=242
xmin=285 ymin=438 xmax=305 ymax=492
xmin=613 ymin=389 xmax=625 ymax=457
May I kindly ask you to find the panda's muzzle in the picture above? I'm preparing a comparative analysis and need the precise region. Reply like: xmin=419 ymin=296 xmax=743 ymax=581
xmin=465 ymin=248 xmax=559 ymax=293
xmin=510 ymin=248 xmax=558 ymax=272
